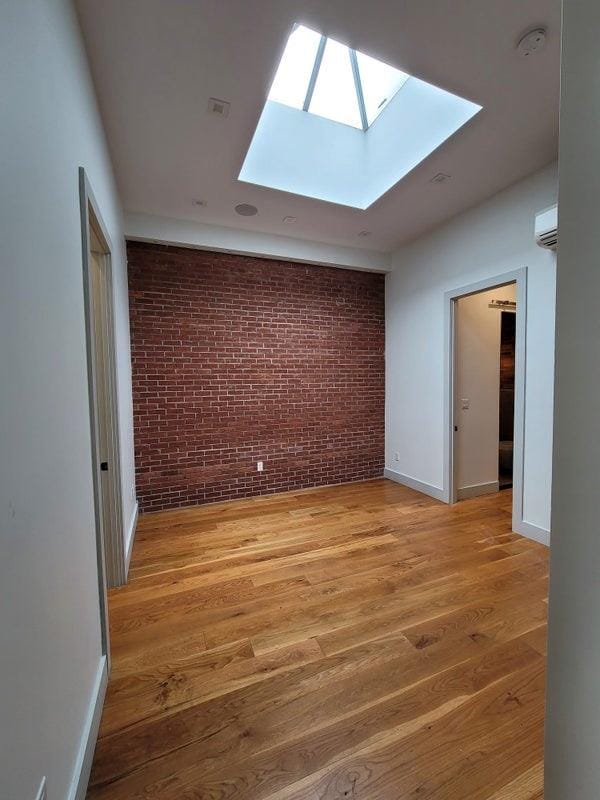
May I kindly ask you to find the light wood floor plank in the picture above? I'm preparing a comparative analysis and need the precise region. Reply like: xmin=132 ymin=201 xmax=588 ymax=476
xmin=87 ymin=479 xmax=547 ymax=799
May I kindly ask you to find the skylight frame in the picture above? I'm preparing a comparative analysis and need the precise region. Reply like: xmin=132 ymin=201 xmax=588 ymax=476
xmin=349 ymin=49 xmax=369 ymax=131
xmin=268 ymin=25 xmax=407 ymax=132
xmin=242 ymin=24 xmax=483 ymax=208
xmin=302 ymin=34 xmax=326 ymax=112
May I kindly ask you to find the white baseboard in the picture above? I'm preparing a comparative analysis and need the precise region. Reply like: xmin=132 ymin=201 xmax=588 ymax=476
xmin=457 ymin=481 xmax=499 ymax=500
xmin=513 ymin=518 xmax=550 ymax=547
xmin=124 ymin=501 xmax=138 ymax=579
xmin=68 ymin=655 xmax=108 ymax=800
xmin=384 ymin=468 xmax=445 ymax=502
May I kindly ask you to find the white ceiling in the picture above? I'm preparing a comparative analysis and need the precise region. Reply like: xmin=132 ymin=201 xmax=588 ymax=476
xmin=77 ymin=0 xmax=560 ymax=254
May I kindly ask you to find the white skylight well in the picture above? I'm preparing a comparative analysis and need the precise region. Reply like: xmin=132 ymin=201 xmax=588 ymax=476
xmin=268 ymin=25 xmax=409 ymax=131
xmin=239 ymin=23 xmax=482 ymax=208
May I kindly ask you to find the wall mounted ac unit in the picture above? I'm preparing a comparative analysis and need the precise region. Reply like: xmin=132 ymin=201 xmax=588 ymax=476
xmin=535 ymin=204 xmax=558 ymax=250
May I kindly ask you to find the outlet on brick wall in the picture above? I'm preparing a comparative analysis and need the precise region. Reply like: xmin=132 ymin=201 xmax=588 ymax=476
xmin=128 ymin=243 xmax=385 ymax=512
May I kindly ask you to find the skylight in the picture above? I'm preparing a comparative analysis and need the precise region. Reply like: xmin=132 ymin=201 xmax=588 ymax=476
xmin=239 ymin=25 xmax=482 ymax=208
xmin=268 ymin=25 xmax=410 ymax=131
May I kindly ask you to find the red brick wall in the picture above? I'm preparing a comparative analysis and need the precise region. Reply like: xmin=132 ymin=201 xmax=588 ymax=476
xmin=128 ymin=242 xmax=385 ymax=512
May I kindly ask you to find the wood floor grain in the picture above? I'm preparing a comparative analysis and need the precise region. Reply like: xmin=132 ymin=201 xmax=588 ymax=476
xmin=87 ymin=479 xmax=547 ymax=800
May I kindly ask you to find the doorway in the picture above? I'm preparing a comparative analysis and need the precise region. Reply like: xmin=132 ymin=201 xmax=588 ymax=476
xmin=79 ymin=169 xmax=126 ymax=662
xmin=444 ymin=269 xmax=527 ymax=532
xmin=499 ymin=310 xmax=516 ymax=490
xmin=453 ymin=284 xmax=516 ymax=500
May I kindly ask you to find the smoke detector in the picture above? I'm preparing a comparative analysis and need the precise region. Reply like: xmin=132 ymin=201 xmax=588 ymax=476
xmin=207 ymin=97 xmax=230 ymax=117
xmin=517 ymin=28 xmax=547 ymax=57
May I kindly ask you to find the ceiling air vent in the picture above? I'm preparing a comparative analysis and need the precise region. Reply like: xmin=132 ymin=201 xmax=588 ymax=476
xmin=430 ymin=172 xmax=451 ymax=184
xmin=207 ymin=97 xmax=230 ymax=117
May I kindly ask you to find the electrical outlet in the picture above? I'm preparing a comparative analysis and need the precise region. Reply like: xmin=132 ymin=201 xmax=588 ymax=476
xmin=461 ymin=398 xmax=470 ymax=410
xmin=35 ymin=777 xmax=47 ymax=800
xmin=257 ymin=461 xmax=264 ymax=472
xmin=394 ymin=452 xmax=400 ymax=461
xmin=131 ymin=483 xmax=136 ymax=501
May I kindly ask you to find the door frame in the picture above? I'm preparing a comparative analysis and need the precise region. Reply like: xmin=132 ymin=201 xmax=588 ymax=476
xmin=79 ymin=167 xmax=126 ymax=665
xmin=443 ymin=268 xmax=527 ymax=532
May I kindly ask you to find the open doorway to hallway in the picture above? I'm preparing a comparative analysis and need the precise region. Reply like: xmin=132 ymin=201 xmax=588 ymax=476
xmin=499 ymin=309 xmax=516 ymax=490
xmin=453 ymin=283 xmax=517 ymax=502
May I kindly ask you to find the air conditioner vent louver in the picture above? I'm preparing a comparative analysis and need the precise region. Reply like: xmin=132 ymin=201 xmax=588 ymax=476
xmin=535 ymin=205 xmax=558 ymax=251
xmin=538 ymin=229 xmax=558 ymax=248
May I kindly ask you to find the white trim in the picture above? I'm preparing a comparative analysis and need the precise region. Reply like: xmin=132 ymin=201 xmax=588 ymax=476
xmin=68 ymin=656 xmax=108 ymax=800
xmin=513 ymin=519 xmax=550 ymax=547
xmin=456 ymin=480 xmax=499 ymax=500
xmin=384 ymin=468 xmax=445 ymax=502
xmin=79 ymin=168 xmax=111 ymax=664
xmin=124 ymin=501 xmax=138 ymax=578
xmin=443 ymin=268 xmax=527 ymax=535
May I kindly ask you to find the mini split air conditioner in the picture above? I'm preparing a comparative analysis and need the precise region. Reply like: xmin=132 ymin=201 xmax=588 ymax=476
xmin=535 ymin=204 xmax=558 ymax=250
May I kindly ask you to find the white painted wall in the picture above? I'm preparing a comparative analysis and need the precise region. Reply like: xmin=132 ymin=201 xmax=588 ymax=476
xmin=545 ymin=1 xmax=600 ymax=795
xmin=0 ymin=1 xmax=135 ymax=798
xmin=124 ymin=212 xmax=391 ymax=273
xmin=386 ymin=162 xmax=557 ymax=534
xmin=455 ymin=284 xmax=516 ymax=493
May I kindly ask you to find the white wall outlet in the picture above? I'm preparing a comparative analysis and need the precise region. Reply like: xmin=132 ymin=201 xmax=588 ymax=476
xmin=131 ymin=482 xmax=136 ymax=501
xmin=36 ymin=777 xmax=47 ymax=800
xmin=257 ymin=461 xmax=264 ymax=472
xmin=394 ymin=452 xmax=400 ymax=461
xmin=461 ymin=398 xmax=470 ymax=410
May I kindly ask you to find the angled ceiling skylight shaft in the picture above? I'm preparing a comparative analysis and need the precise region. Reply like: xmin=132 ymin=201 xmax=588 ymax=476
xmin=267 ymin=24 xmax=409 ymax=130
xmin=240 ymin=23 xmax=483 ymax=208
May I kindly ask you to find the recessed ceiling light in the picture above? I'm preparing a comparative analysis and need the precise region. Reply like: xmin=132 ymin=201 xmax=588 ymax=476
xmin=358 ymin=230 xmax=371 ymax=237
xmin=192 ymin=199 xmax=207 ymax=207
xmin=235 ymin=203 xmax=258 ymax=216
xmin=282 ymin=216 xmax=297 ymax=223
xmin=517 ymin=28 xmax=547 ymax=58
xmin=207 ymin=97 xmax=230 ymax=117
xmin=430 ymin=173 xmax=451 ymax=184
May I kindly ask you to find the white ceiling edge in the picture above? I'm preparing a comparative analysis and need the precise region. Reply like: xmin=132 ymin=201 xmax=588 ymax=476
xmin=124 ymin=212 xmax=391 ymax=272
xmin=389 ymin=160 xmax=559 ymax=268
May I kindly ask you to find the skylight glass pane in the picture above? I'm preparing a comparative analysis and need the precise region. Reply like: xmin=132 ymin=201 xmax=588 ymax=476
xmin=309 ymin=38 xmax=362 ymax=129
xmin=357 ymin=50 xmax=410 ymax=126
xmin=268 ymin=25 xmax=322 ymax=110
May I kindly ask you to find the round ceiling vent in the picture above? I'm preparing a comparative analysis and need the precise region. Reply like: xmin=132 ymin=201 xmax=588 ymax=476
xmin=517 ymin=28 xmax=547 ymax=57
xmin=235 ymin=203 xmax=258 ymax=217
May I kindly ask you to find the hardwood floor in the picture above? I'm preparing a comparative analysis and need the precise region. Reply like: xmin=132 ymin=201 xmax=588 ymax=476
xmin=87 ymin=479 xmax=548 ymax=800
